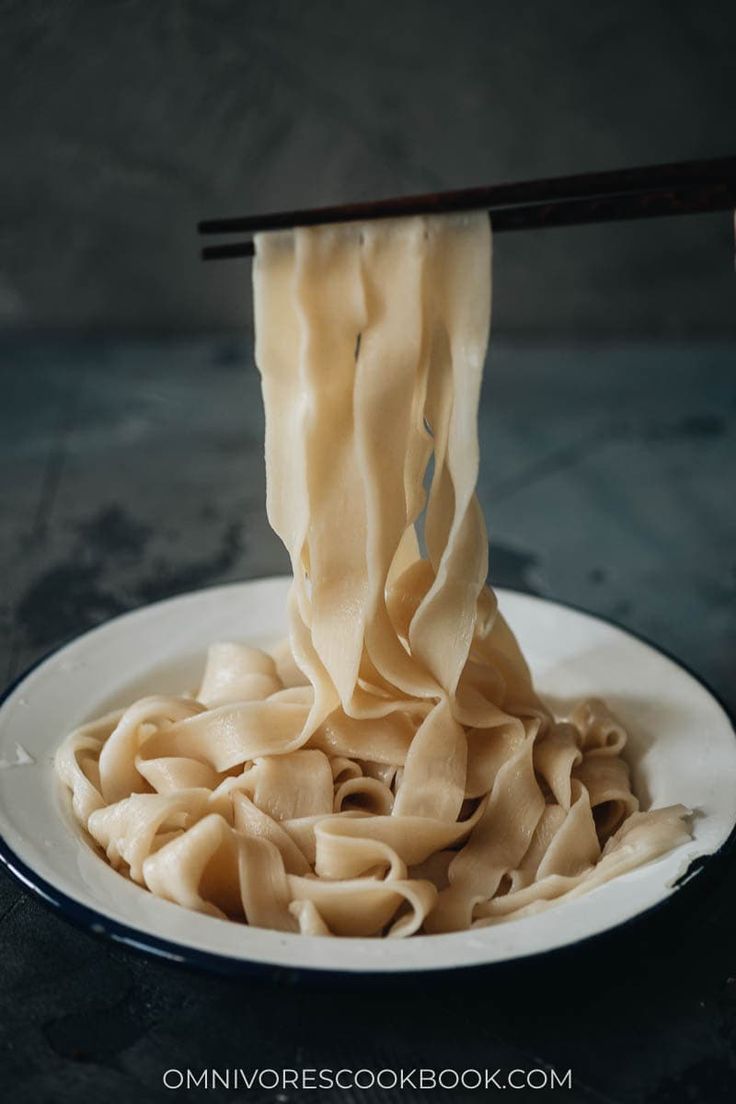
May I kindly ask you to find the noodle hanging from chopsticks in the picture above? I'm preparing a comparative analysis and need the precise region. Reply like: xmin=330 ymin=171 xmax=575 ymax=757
xmin=56 ymin=214 xmax=689 ymax=937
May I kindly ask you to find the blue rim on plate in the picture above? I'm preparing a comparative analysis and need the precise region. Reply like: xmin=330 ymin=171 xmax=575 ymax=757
xmin=1 ymin=587 xmax=735 ymax=982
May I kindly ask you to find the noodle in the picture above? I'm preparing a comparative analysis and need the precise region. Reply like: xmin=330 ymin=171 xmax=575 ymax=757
xmin=55 ymin=213 xmax=690 ymax=938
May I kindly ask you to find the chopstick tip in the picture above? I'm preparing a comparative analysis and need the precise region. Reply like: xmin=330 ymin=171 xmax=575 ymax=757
xmin=201 ymin=241 xmax=255 ymax=261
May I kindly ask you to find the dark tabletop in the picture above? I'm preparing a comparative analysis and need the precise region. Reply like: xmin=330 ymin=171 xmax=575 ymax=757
xmin=1 ymin=336 xmax=735 ymax=1103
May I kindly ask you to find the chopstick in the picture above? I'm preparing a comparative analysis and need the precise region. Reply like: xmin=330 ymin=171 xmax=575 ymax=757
xmin=198 ymin=155 xmax=736 ymax=261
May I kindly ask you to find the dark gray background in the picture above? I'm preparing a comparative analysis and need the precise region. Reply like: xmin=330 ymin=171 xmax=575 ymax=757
xmin=2 ymin=4 xmax=736 ymax=1103
xmin=1 ymin=0 xmax=735 ymax=336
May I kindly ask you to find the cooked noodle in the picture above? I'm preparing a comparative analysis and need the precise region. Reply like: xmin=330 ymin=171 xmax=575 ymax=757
xmin=55 ymin=213 xmax=689 ymax=937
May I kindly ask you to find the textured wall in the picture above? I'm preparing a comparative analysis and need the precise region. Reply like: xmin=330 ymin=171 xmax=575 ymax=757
xmin=0 ymin=0 xmax=734 ymax=334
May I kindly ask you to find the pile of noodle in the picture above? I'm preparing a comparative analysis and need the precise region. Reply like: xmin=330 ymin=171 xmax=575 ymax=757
xmin=56 ymin=214 xmax=689 ymax=937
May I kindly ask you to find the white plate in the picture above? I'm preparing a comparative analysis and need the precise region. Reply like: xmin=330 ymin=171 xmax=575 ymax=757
xmin=0 ymin=578 xmax=734 ymax=976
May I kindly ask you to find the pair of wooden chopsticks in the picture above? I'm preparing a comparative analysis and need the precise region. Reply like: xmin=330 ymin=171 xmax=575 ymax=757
xmin=198 ymin=155 xmax=736 ymax=261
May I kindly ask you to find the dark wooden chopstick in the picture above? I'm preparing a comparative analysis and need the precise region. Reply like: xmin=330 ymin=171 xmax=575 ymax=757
xmin=199 ymin=155 xmax=736 ymax=261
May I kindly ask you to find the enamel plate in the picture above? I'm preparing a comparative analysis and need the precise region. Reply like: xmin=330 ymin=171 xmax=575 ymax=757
xmin=0 ymin=578 xmax=734 ymax=975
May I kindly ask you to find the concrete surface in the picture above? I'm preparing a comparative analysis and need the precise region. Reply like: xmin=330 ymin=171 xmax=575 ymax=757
xmin=0 ymin=335 xmax=735 ymax=1102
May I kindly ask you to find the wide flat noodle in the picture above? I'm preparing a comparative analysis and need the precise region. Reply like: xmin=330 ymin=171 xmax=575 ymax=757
xmin=55 ymin=214 xmax=689 ymax=937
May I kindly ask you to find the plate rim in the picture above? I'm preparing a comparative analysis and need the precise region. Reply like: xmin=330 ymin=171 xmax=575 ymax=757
xmin=1 ymin=580 xmax=735 ymax=980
